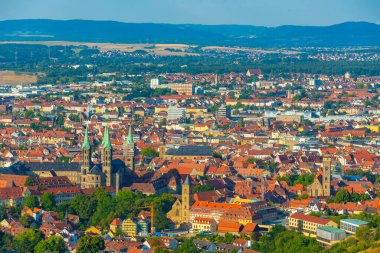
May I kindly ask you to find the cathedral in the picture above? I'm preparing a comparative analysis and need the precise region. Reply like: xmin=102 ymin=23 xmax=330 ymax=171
xmin=15 ymin=125 xmax=136 ymax=192
xmin=80 ymin=125 xmax=135 ymax=191
xmin=308 ymin=153 xmax=332 ymax=197
xmin=167 ymin=176 xmax=192 ymax=229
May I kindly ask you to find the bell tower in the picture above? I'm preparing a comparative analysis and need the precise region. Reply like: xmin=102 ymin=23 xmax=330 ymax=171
xmin=101 ymin=126 xmax=112 ymax=187
xmin=124 ymin=125 xmax=135 ymax=171
xmin=81 ymin=127 xmax=91 ymax=173
xmin=181 ymin=176 xmax=192 ymax=226
xmin=80 ymin=127 xmax=91 ymax=188
xmin=322 ymin=152 xmax=331 ymax=197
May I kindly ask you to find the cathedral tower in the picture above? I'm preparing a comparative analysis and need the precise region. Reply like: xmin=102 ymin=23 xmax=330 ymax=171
xmin=81 ymin=127 xmax=91 ymax=174
xmin=124 ymin=125 xmax=135 ymax=171
xmin=101 ymin=126 xmax=112 ymax=187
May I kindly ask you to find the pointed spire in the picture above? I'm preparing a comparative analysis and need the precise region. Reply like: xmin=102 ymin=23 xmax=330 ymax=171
xmin=101 ymin=126 xmax=112 ymax=150
xmin=183 ymin=175 xmax=191 ymax=186
xmin=127 ymin=125 xmax=133 ymax=144
xmin=82 ymin=127 xmax=91 ymax=150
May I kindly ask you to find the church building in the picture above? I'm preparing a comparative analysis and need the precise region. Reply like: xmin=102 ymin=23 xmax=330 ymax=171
xmin=308 ymin=153 xmax=332 ymax=197
xmin=167 ymin=176 xmax=193 ymax=229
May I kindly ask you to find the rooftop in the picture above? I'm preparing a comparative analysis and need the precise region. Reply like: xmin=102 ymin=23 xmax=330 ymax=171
xmin=341 ymin=219 xmax=369 ymax=226
xmin=317 ymin=226 xmax=345 ymax=234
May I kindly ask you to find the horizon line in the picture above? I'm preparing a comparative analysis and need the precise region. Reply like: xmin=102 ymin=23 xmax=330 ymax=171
xmin=0 ymin=18 xmax=378 ymax=28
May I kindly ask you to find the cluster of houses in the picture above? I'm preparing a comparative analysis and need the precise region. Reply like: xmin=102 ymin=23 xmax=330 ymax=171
xmin=0 ymin=70 xmax=379 ymax=251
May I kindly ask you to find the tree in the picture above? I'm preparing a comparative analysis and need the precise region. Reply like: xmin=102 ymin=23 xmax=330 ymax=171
xmin=56 ymin=113 xmax=65 ymax=127
xmin=20 ymin=215 xmax=32 ymax=228
xmin=141 ymin=146 xmax=159 ymax=158
xmin=334 ymin=189 xmax=350 ymax=203
xmin=212 ymin=152 xmax=222 ymax=159
xmin=77 ymin=234 xmax=105 ymax=253
xmin=155 ymin=247 xmax=170 ymax=253
xmin=246 ymin=158 xmax=259 ymax=164
xmin=192 ymin=184 xmax=214 ymax=194
xmin=24 ymin=177 xmax=34 ymax=187
xmin=41 ymin=192 xmax=56 ymax=211
xmin=324 ymin=100 xmax=334 ymax=109
xmin=13 ymin=229 xmax=43 ymax=253
xmin=173 ymin=239 xmax=200 ymax=253
xmin=224 ymin=232 xmax=235 ymax=244
xmin=23 ymin=196 xmax=39 ymax=209
xmin=0 ymin=231 xmax=13 ymax=251
xmin=34 ymin=235 xmax=66 ymax=253
xmin=238 ymin=117 xmax=245 ymax=127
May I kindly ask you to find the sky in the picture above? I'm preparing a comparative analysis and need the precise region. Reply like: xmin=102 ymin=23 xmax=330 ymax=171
xmin=1 ymin=0 xmax=379 ymax=26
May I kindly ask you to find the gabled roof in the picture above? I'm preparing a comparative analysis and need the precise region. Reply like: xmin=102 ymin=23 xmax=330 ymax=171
xmin=290 ymin=212 xmax=331 ymax=225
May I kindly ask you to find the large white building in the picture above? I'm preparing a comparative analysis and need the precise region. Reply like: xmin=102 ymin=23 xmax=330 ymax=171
xmin=167 ymin=106 xmax=186 ymax=121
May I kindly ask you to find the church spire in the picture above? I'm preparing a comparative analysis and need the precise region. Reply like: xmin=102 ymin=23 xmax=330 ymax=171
xmin=127 ymin=125 xmax=133 ymax=144
xmin=82 ymin=127 xmax=91 ymax=150
xmin=101 ymin=126 xmax=112 ymax=150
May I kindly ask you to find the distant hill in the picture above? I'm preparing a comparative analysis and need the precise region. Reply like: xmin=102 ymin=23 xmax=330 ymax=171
xmin=0 ymin=19 xmax=379 ymax=47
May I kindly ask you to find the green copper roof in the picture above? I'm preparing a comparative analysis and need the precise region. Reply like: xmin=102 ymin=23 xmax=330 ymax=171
xmin=101 ymin=126 xmax=112 ymax=150
xmin=82 ymin=127 xmax=91 ymax=150
xmin=127 ymin=125 xmax=133 ymax=144
xmin=317 ymin=226 xmax=345 ymax=234
xmin=341 ymin=219 xmax=368 ymax=226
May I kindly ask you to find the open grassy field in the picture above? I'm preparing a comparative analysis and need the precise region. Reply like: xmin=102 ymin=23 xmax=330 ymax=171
xmin=0 ymin=71 xmax=38 ymax=85
xmin=0 ymin=41 xmax=199 ymax=56
xmin=0 ymin=41 xmax=302 ymax=56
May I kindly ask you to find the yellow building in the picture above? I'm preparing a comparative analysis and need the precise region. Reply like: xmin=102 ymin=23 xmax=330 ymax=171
xmin=231 ymin=196 xmax=254 ymax=205
xmin=85 ymin=226 xmax=102 ymax=235
xmin=364 ymin=125 xmax=379 ymax=133
xmin=185 ymin=107 xmax=207 ymax=118
xmin=121 ymin=218 xmax=137 ymax=236
xmin=191 ymin=217 xmax=217 ymax=232
xmin=167 ymin=176 xmax=193 ymax=229
xmin=289 ymin=212 xmax=337 ymax=237
xmin=309 ymin=154 xmax=331 ymax=197
xmin=192 ymin=124 xmax=210 ymax=132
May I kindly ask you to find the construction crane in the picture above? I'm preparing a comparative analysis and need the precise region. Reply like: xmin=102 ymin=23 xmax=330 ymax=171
xmin=136 ymin=205 xmax=155 ymax=234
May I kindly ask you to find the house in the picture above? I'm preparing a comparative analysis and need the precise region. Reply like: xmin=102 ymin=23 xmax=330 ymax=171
xmin=85 ymin=226 xmax=102 ymax=235
xmin=110 ymin=218 xmax=122 ymax=233
xmin=121 ymin=218 xmax=137 ymax=236
xmin=217 ymin=221 xmax=242 ymax=235
xmin=137 ymin=219 xmax=151 ymax=235
xmin=191 ymin=217 xmax=217 ymax=233
xmin=0 ymin=187 xmax=23 ymax=207
xmin=233 ymin=238 xmax=251 ymax=248
xmin=246 ymin=69 xmax=262 ymax=77
xmin=193 ymin=238 xmax=217 ymax=252
xmin=144 ymin=237 xmax=178 ymax=251
xmin=241 ymin=223 xmax=257 ymax=235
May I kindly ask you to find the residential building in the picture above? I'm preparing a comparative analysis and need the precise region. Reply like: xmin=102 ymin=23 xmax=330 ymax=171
xmin=191 ymin=217 xmax=217 ymax=233
xmin=121 ymin=218 xmax=137 ymax=236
